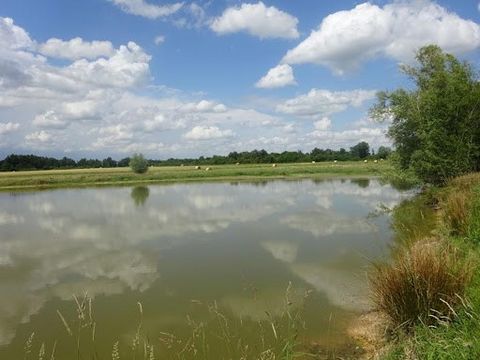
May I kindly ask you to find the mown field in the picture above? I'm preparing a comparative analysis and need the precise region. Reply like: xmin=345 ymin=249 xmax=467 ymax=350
xmin=0 ymin=161 xmax=389 ymax=190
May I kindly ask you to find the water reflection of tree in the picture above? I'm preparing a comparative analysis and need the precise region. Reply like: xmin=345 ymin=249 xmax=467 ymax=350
xmin=350 ymin=178 xmax=370 ymax=188
xmin=131 ymin=186 xmax=150 ymax=206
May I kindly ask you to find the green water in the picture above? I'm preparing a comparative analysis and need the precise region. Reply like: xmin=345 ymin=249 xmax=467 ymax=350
xmin=0 ymin=178 xmax=413 ymax=359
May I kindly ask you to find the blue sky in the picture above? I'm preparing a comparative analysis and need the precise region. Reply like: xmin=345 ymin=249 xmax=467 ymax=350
xmin=0 ymin=0 xmax=479 ymax=159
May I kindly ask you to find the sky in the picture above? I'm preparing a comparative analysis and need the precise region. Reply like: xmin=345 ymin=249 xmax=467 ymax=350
xmin=0 ymin=0 xmax=479 ymax=159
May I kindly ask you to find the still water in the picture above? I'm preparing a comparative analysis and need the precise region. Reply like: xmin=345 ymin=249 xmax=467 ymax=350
xmin=0 ymin=178 xmax=412 ymax=358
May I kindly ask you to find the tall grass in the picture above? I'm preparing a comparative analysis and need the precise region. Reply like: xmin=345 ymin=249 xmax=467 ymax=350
xmin=379 ymin=172 xmax=480 ymax=359
xmin=444 ymin=191 xmax=470 ymax=236
xmin=21 ymin=285 xmax=314 ymax=360
xmin=370 ymin=238 xmax=473 ymax=329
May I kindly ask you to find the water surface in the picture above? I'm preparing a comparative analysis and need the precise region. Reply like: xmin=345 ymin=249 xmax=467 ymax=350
xmin=0 ymin=178 xmax=412 ymax=358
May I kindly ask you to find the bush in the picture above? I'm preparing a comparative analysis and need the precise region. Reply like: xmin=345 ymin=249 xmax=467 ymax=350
xmin=371 ymin=45 xmax=480 ymax=185
xmin=129 ymin=153 xmax=149 ymax=174
xmin=370 ymin=238 xmax=473 ymax=329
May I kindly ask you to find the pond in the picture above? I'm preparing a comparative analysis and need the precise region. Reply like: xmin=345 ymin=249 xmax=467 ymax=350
xmin=0 ymin=178 xmax=414 ymax=358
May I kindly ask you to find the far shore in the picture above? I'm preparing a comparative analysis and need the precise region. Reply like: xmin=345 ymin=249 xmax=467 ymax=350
xmin=0 ymin=161 xmax=388 ymax=191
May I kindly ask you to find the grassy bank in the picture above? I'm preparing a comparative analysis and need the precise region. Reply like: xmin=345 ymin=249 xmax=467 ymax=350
xmin=0 ymin=161 xmax=388 ymax=190
xmin=374 ymin=173 xmax=480 ymax=359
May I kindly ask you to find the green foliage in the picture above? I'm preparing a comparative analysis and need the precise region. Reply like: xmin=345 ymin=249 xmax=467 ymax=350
xmin=371 ymin=45 xmax=480 ymax=185
xmin=350 ymin=141 xmax=370 ymax=159
xmin=129 ymin=153 xmax=149 ymax=174
xmin=377 ymin=146 xmax=392 ymax=159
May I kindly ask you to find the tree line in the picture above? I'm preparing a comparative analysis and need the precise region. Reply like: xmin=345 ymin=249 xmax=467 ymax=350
xmin=0 ymin=142 xmax=392 ymax=171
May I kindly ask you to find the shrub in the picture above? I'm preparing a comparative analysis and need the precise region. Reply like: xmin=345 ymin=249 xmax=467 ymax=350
xmin=370 ymin=238 xmax=473 ymax=329
xmin=370 ymin=45 xmax=480 ymax=185
xmin=129 ymin=153 xmax=148 ymax=174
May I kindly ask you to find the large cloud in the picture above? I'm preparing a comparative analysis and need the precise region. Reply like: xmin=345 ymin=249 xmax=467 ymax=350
xmin=0 ymin=17 xmax=297 ymax=157
xmin=281 ymin=1 xmax=480 ymax=74
xmin=0 ymin=15 xmax=389 ymax=157
xmin=0 ymin=122 xmax=20 ymax=135
xmin=184 ymin=125 xmax=234 ymax=140
xmin=210 ymin=2 xmax=299 ymax=39
xmin=0 ymin=17 xmax=33 ymax=50
xmin=276 ymin=89 xmax=376 ymax=118
xmin=108 ymin=0 xmax=184 ymax=19
xmin=255 ymin=64 xmax=296 ymax=89
xmin=38 ymin=37 xmax=114 ymax=60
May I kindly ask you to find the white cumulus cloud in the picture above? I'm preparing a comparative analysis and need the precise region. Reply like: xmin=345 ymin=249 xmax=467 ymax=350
xmin=282 ymin=1 xmax=480 ymax=74
xmin=0 ymin=15 xmax=391 ymax=157
xmin=184 ymin=125 xmax=233 ymax=140
xmin=108 ymin=0 xmax=183 ymax=19
xmin=313 ymin=117 xmax=331 ymax=131
xmin=61 ymin=41 xmax=151 ymax=89
xmin=0 ymin=122 xmax=20 ymax=135
xmin=38 ymin=37 xmax=114 ymax=60
xmin=276 ymin=89 xmax=376 ymax=118
xmin=25 ymin=130 xmax=53 ymax=144
xmin=33 ymin=111 xmax=68 ymax=129
xmin=181 ymin=100 xmax=227 ymax=113
xmin=211 ymin=2 xmax=299 ymax=39
xmin=256 ymin=64 xmax=296 ymax=89
xmin=0 ymin=17 xmax=33 ymax=50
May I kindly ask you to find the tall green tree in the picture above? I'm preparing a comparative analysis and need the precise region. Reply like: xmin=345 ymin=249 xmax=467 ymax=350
xmin=371 ymin=45 xmax=480 ymax=184
xmin=350 ymin=141 xmax=370 ymax=159
xmin=377 ymin=146 xmax=392 ymax=159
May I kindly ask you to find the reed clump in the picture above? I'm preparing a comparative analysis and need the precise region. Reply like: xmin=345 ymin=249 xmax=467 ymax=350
xmin=444 ymin=191 xmax=471 ymax=236
xmin=370 ymin=238 xmax=473 ymax=329
xmin=444 ymin=173 xmax=480 ymax=242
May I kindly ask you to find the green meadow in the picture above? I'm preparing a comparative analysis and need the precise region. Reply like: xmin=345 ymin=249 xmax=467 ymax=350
xmin=0 ymin=160 xmax=388 ymax=190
